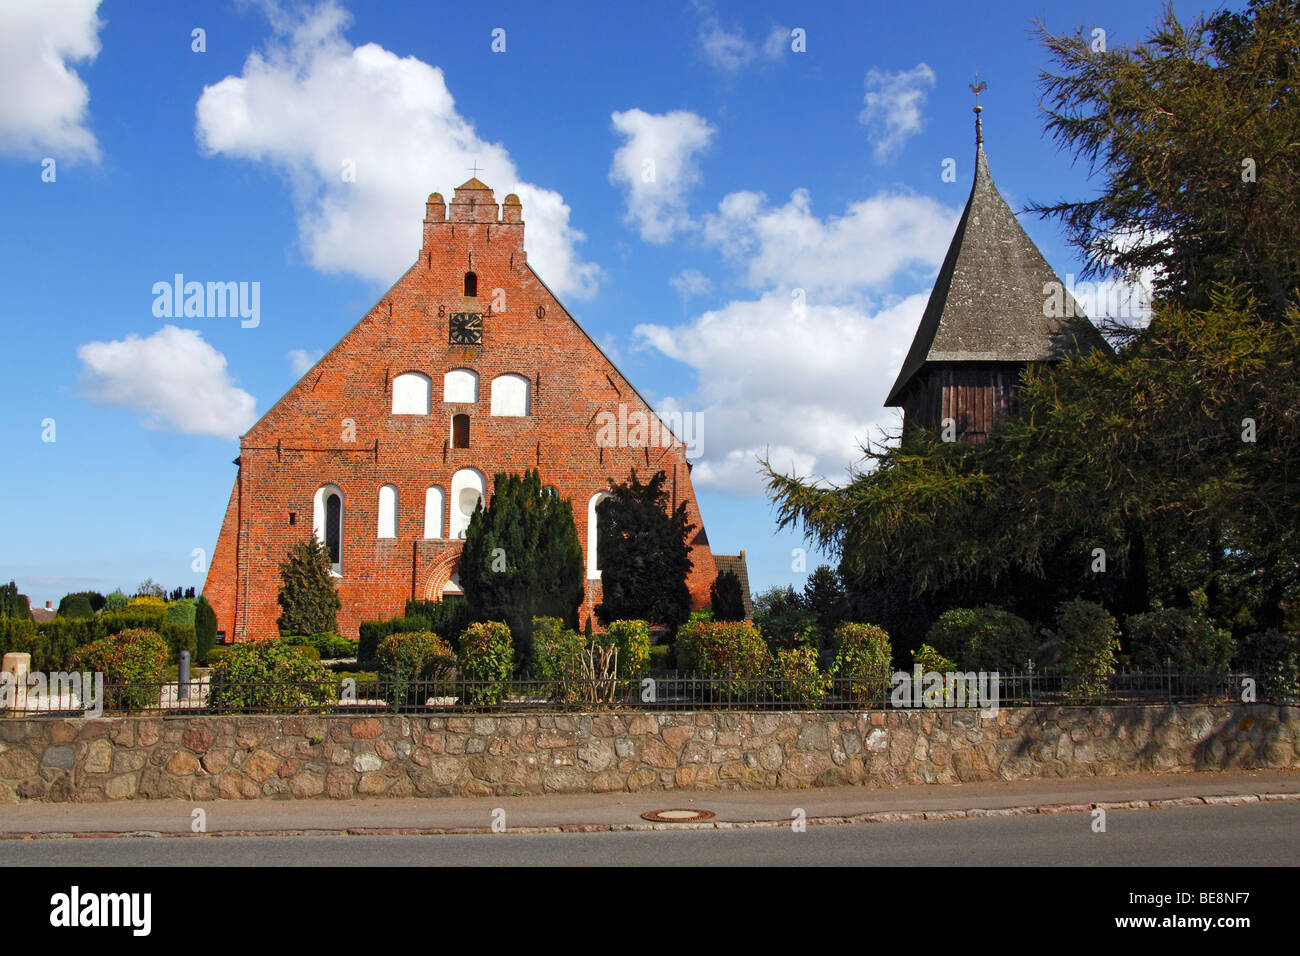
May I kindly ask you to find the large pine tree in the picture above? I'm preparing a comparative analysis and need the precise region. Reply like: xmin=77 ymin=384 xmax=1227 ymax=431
xmin=459 ymin=469 xmax=584 ymax=664
xmin=594 ymin=469 xmax=694 ymax=628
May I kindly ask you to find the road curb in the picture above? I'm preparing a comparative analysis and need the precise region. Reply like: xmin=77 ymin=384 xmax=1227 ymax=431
xmin=0 ymin=790 xmax=1291 ymax=840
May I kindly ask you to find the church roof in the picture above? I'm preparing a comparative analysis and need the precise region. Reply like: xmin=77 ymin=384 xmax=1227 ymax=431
xmin=884 ymin=116 xmax=1108 ymax=407
xmin=456 ymin=176 xmax=491 ymax=191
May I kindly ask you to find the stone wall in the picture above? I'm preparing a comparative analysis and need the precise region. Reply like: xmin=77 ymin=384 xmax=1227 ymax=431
xmin=1 ymin=704 xmax=1296 ymax=802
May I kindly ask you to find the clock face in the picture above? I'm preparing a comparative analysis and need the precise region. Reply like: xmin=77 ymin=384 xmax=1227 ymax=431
xmin=449 ymin=312 xmax=482 ymax=345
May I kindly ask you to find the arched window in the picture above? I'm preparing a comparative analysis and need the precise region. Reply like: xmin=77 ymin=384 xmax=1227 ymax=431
xmin=442 ymin=572 xmax=464 ymax=596
xmin=423 ymin=486 xmax=445 ymax=539
xmin=313 ymin=485 xmax=343 ymax=575
xmin=452 ymin=414 xmax=470 ymax=448
xmin=391 ymin=372 xmax=431 ymax=415
xmin=378 ymin=484 xmax=398 ymax=539
xmin=463 ymin=272 xmax=478 ymax=297
xmin=449 ymin=468 xmax=486 ymax=539
xmin=586 ymin=491 xmax=612 ymax=579
xmin=490 ymin=373 xmax=530 ymax=417
xmin=443 ymin=368 xmax=478 ymax=403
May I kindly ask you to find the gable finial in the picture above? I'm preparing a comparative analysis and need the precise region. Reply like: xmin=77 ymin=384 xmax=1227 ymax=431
xmin=969 ymin=75 xmax=987 ymax=145
xmin=467 ymin=161 xmax=482 ymax=180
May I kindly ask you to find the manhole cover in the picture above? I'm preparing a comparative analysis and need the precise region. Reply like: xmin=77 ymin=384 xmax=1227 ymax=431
xmin=640 ymin=808 xmax=716 ymax=823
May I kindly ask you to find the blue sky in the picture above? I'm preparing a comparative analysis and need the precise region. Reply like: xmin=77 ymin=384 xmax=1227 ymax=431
xmin=0 ymin=0 xmax=1221 ymax=608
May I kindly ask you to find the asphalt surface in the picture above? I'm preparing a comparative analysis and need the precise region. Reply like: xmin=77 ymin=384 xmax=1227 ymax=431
xmin=2 ymin=801 xmax=1296 ymax=865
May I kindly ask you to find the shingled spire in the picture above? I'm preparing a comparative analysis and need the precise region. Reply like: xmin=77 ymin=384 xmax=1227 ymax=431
xmin=884 ymin=104 xmax=1109 ymax=440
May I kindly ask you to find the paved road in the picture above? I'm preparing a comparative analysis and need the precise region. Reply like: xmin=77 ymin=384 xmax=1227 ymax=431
xmin=3 ymin=801 xmax=1296 ymax=866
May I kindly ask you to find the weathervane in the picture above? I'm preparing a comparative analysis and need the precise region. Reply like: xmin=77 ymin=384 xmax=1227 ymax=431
xmin=970 ymin=75 xmax=987 ymax=143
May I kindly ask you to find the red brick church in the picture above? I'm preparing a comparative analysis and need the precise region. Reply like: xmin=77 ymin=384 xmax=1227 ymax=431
xmin=204 ymin=179 xmax=734 ymax=641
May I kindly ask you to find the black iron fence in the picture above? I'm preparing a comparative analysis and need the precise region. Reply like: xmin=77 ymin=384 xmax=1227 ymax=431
xmin=2 ymin=668 xmax=1292 ymax=717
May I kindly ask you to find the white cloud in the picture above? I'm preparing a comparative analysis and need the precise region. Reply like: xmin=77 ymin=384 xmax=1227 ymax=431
xmin=636 ymin=293 xmax=927 ymax=497
xmin=693 ymin=3 xmax=784 ymax=72
xmin=610 ymin=109 xmax=715 ymax=243
xmin=287 ymin=348 xmax=324 ymax=376
xmin=859 ymin=63 xmax=936 ymax=161
xmin=195 ymin=1 xmax=599 ymax=298
xmin=703 ymin=187 xmax=956 ymax=295
xmin=670 ymin=269 xmax=713 ymax=298
xmin=0 ymin=0 xmax=103 ymax=161
xmin=77 ymin=326 xmax=257 ymax=439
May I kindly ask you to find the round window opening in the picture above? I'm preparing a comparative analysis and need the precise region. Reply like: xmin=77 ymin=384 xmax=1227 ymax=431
xmin=458 ymin=489 xmax=481 ymax=515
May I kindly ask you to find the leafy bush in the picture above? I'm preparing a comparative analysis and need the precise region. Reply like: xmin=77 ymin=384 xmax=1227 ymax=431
xmin=283 ymin=632 xmax=355 ymax=659
xmin=72 ymin=628 xmax=169 ymax=712
xmin=458 ymin=621 xmax=514 ymax=707
xmin=166 ymin=598 xmax=197 ymax=630
xmin=126 ymin=595 xmax=167 ymax=612
xmin=357 ymin=615 xmax=432 ymax=664
xmin=829 ymin=622 xmax=893 ymax=701
xmin=926 ymin=606 xmax=1038 ymax=672
xmin=769 ymin=647 xmax=830 ymax=705
xmin=1125 ymin=592 xmax=1234 ymax=671
xmin=377 ymin=631 xmax=456 ymax=705
xmin=195 ymin=595 xmax=218 ymax=663
xmin=57 ymin=593 xmax=96 ymax=619
xmin=103 ymin=590 xmax=131 ymax=613
xmin=1234 ymin=629 xmax=1300 ymax=700
xmin=1045 ymin=599 xmax=1120 ymax=698
xmin=675 ymin=619 xmax=769 ymax=697
xmin=206 ymin=640 xmax=335 ymax=713
xmin=531 ymin=617 xmax=583 ymax=678
xmin=276 ymin=538 xmax=341 ymax=637
xmin=603 ymin=620 xmax=651 ymax=677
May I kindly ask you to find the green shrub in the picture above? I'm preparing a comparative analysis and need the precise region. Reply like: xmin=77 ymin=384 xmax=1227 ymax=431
xmin=0 ymin=614 xmax=39 ymax=662
xmin=206 ymin=640 xmax=335 ymax=713
xmin=103 ymin=590 xmax=131 ymax=613
xmin=829 ymin=622 xmax=892 ymax=701
xmin=531 ymin=617 xmax=583 ymax=677
xmin=289 ymin=644 xmax=321 ymax=663
xmin=205 ymin=645 xmax=232 ymax=666
xmin=1045 ymin=599 xmax=1121 ymax=698
xmin=0 ymin=582 xmax=32 ymax=620
xmin=166 ymin=598 xmax=197 ymax=630
xmin=72 ymin=628 xmax=169 ymax=712
xmin=57 ymin=593 xmax=95 ymax=620
xmin=675 ymin=619 xmax=769 ymax=697
xmin=1125 ymin=592 xmax=1234 ymax=672
xmin=752 ymin=585 xmax=816 ymax=651
xmin=1234 ymin=629 xmax=1300 ymax=700
xmin=310 ymin=633 xmax=355 ymax=658
xmin=276 ymin=538 xmax=341 ymax=637
xmin=33 ymin=618 xmax=102 ymax=671
xmin=377 ymin=631 xmax=456 ymax=705
xmin=458 ymin=621 xmax=514 ymax=707
xmin=769 ymin=647 xmax=829 ymax=705
xmin=195 ymin=596 xmax=218 ymax=663
xmin=403 ymin=598 xmax=470 ymax=650
xmin=357 ymin=615 xmax=432 ymax=664
xmin=926 ymin=606 xmax=1038 ymax=672
xmin=603 ymin=620 xmax=651 ymax=678
xmin=125 ymin=595 xmax=167 ymax=613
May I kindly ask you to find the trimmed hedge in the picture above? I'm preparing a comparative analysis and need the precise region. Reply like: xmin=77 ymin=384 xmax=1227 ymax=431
xmin=377 ymin=631 xmax=456 ymax=705
xmin=675 ymin=619 xmax=769 ymax=697
xmin=357 ymin=615 xmax=432 ymax=665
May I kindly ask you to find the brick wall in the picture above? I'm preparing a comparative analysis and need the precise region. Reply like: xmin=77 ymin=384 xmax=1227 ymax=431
xmin=205 ymin=180 xmax=718 ymax=640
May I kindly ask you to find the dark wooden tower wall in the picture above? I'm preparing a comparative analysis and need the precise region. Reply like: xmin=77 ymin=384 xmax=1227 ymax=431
xmin=900 ymin=362 xmax=1024 ymax=443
